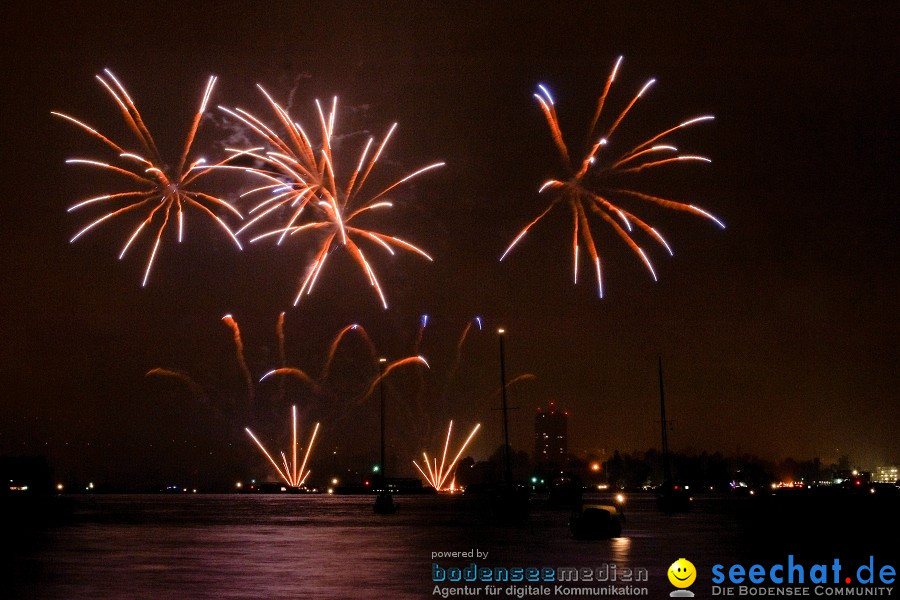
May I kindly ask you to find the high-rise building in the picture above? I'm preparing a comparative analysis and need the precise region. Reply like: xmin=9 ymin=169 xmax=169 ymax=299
xmin=874 ymin=466 xmax=898 ymax=484
xmin=534 ymin=402 xmax=568 ymax=467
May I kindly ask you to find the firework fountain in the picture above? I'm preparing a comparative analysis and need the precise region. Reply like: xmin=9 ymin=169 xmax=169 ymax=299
xmin=413 ymin=421 xmax=481 ymax=492
xmin=245 ymin=405 xmax=320 ymax=489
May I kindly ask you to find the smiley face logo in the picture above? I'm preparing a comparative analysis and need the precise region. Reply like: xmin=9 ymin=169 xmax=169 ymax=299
xmin=668 ymin=558 xmax=697 ymax=589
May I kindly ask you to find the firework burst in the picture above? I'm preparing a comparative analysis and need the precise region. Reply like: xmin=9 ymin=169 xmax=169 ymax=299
xmin=245 ymin=405 xmax=319 ymax=488
xmin=501 ymin=56 xmax=725 ymax=297
xmin=218 ymin=89 xmax=443 ymax=308
xmin=413 ymin=421 xmax=481 ymax=492
xmin=54 ymin=70 xmax=244 ymax=286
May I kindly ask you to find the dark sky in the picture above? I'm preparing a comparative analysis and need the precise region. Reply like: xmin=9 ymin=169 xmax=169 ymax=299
xmin=1 ymin=2 xmax=897 ymax=486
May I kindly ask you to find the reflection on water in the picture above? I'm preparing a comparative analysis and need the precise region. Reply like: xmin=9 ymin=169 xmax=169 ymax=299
xmin=608 ymin=536 xmax=631 ymax=563
xmin=10 ymin=493 xmax=897 ymax=599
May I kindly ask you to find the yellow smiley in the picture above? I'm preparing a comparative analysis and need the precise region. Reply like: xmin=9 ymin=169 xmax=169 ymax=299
xmin=668 ymin=558 xmax=697 ymax=588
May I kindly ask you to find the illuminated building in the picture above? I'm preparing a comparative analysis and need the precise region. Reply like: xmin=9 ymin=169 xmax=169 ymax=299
xmin=874 ymin=466 xmax=898 ymax=484
xmin=534 ymin=402 xmax=568 ymax=468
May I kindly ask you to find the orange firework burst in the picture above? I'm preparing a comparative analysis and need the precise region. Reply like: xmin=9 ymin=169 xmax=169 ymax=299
xmin=53 ymin=70 xmax=244 ymax=286
xmin=218 ymin=89 xmax=443 ymax=308
xmin=245 ymin=405 xmax=319 ymax=488
xmin=501 ymin=56 xmax=725 ymax=297
xmin=413 ymin=421 xmax=481 ymax=492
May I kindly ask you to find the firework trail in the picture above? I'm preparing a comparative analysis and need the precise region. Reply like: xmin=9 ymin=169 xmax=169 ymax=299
xmin=320 ymin=323 xmax=378 ymax=381
xmin=276 ymin=312 xmax=287 ymax=368
xmin=218 ymin=90 xmax=443 ymax=308
xmin=501 ymin=56 xmax=725 ymax=297
xmin=357 ymin=355 xmax=430 ymax=405
xmin=457 ymin=320 xmax=474 ymax=351
xmin=409 ymin=314 xmax=432 ymax=426
xmin=245 ymin=405 xmax=319 ymax=487
xmin=145 ymin=368 xmax=207 ymax=401
xmin=222 ymin=314 xmax=254 ymax=401
xmin=414 ymin=314 xmax=429 ymax=355
xmin=259 ymin=367 xmax=321 ymax=392
xmin=434 ymin=315 xmax=487 ymax=407
xmin=413 ymin=421 xmax=481 ymax=491
xmin=455 ymin=322 xmax=472 ymax=356
xmin=148 ymin=314 xmax=320 ymax=426
xmin=449 ymin=318 xmax=477 ymax=380
xmin=482 ymin=373 xmax=537 ymax=408
xmin=53 ymin=70 xmax=244 ymax=286
xmin=275 ymin=311 xmax=287 ymax=404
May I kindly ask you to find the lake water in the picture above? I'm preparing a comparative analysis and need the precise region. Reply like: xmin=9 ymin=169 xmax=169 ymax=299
xmin=10 ymin=493 xmax=898 ymax=599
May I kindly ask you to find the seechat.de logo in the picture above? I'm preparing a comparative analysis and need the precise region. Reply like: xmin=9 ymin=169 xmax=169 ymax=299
xmin=669 ymin=558 xmax=697 ymax=597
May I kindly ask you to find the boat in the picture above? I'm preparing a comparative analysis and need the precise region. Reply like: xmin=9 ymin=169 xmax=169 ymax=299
xmin=569 ymin=503 xmax=623 ymax=539
xmin=373 ymin=490 xmax=396 ymax=514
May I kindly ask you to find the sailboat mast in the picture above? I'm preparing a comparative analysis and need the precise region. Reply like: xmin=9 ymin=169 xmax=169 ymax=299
xmin=379 ymin=358 xmax=387 ymax=483
xmin=499 ymin=329 xmax=512 ymax=483
xmin=658 ymin=356 xmax=672 ymax=482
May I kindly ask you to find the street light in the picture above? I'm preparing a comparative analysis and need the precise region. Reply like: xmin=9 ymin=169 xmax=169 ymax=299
xmin=374 ymin=357 xmax=397 ymax=514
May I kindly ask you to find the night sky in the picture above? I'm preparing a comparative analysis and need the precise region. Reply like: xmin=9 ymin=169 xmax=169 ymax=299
xmin=1 ymin=2 xmax=896 ymax=486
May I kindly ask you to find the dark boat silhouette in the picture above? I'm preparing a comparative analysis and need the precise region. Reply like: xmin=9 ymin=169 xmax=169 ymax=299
xmin=373 ymin=490 xmax=396 ymax=514
xmin=569 ymin=502 xmax=623 ymax=539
